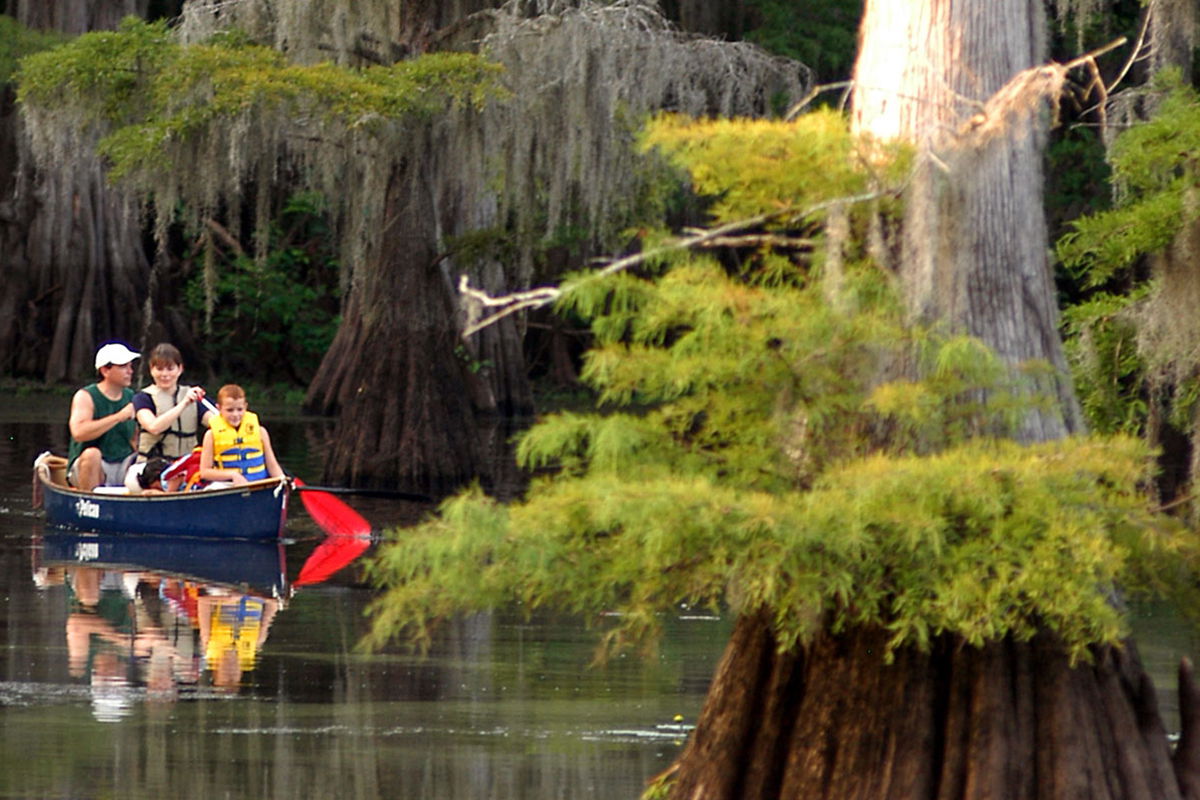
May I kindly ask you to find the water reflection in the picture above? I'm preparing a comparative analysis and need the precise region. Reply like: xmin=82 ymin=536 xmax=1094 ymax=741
xmin=1 ymin=408 xmax=730 ymax=800
xmin=64 ymin=567 xmax=194 ymax=718
xmin=35 ymin=532 xmax=306 ymax=720
xmin=197 ymin=591 xmax=280 ymax=691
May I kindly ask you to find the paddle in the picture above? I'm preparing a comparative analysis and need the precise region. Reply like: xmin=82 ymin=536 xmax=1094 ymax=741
xmin=292 ymin=476 xmax=372 ymax=536
xmin=199 ymin=396 xmax=372 ymax=537
xmin=294 ymin=532 xmax=372 ymax=586
xmin=291 ymin=484 xmax=431 ymax=502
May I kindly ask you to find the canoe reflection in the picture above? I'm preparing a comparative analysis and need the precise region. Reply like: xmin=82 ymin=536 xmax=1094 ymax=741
xmin=34 ymin=532 xmax=291 ymax=720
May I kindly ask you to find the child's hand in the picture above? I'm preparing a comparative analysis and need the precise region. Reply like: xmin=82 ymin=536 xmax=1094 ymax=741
xmin=231 ymin=472 xmax=248 ymax=486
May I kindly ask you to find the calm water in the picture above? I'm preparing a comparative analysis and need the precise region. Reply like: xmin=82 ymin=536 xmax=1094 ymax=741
xmin=0 ymin=397 xmax=727 ymax=799
xmin=3 ymin=397 xmax=1200 ymax=799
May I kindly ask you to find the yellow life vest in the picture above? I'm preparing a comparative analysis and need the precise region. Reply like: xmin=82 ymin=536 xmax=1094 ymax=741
xmin=209 ymin=411 xmax=268 ymax=481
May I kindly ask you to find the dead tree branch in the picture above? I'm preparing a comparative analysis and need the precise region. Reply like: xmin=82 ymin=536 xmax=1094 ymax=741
xmin=459 ymin=190 xmax=886 ymax=339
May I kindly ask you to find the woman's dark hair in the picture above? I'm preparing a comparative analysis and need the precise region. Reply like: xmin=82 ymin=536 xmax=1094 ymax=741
xmin=147 ymin=343 xmax=183 ymax=368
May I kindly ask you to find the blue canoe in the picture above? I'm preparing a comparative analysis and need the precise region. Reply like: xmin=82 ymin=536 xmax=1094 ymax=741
xmin=36 ymin=531 xmax=288 ymax=598
xmin=33 ymin=452 xmax=289 ymax=541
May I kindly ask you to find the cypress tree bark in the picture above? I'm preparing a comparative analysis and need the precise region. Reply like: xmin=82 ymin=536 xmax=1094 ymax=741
xmin=850 ymin=0 xmax=1081 ymax=442
xmin=0 ymin=1 xmax=151 ymax=381
xmin=304 ymin=152 xmax=486 ymax=491
xmin=666 ymin=615 xmax=1198 ymax=799
xmin=9 ymin=0 xmax=149 ymax=33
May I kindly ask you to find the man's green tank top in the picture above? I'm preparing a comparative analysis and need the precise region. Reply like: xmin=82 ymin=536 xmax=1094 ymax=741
xmin=67 ymin=383 xmax=135 ymax=469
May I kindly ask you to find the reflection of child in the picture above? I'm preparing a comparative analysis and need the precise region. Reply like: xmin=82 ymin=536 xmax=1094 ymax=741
xmin=198 ymin=385 xmax=284 ymax=486
xmin=198 ymin=593 xmax=278 ymax=689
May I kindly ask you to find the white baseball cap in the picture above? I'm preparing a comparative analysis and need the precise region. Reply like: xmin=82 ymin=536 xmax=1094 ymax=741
xmin=94 ymin=342 xmax=140 ymax=369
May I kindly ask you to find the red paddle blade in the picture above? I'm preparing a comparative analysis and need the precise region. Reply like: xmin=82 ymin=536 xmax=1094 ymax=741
xmin=294 ymin=534 xmax=371 ymax=586
xmin=293 ymin=477 xmax=372 ymax=537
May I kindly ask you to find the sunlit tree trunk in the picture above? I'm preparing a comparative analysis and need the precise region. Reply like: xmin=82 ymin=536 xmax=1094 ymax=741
xmin=664 ymin=2 xmax=1198 ymax=798
xmin=850 ymin=0 xmax=1081 ymax=442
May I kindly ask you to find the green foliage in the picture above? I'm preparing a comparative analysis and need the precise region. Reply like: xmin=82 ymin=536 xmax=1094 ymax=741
xmin=1057 ymin=188 xmax=1185 ymax=287
xmin=744 ymin=0 xmax=862 ymax=83
xmin=104 ymin=47 xmax=501 ymax=181
xmin=1056 ymin=71 xmax=1200 ymax=286
xmin=16 ymin=17 xmax=505 ymax=181
xmin=1061 ymin=291 xmax=1147 ymax=434
xmin=535 ymin=262 xmax=903 ymax=490
xmin=365 ymin=107 xmax=1194 ymax=665
xmin=369 ymin=256 xmax=1177 ymax=662
xmin=183 ymin=192 xmax=339 ymax=384
xmin=16 ymin=17 xmax=173 ymax=124
xmin=1055 ymin=70 xmax=1200 ymax=442
xmin=0 ymin=14 xmax=66 ymax=87
xmin=639 ymin=110 xmax=910 ymax=225
xmin=368 ymin=432 xmax=1186 ymax=664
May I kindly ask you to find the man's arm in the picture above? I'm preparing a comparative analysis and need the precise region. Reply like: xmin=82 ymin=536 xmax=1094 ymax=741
xmin=69 ymin=388 xmax=133 ymax=443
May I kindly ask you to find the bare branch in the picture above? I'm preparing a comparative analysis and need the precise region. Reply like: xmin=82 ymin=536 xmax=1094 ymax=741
xmin=952 ymin=38 xmax=1127 ymax=151
xmin=1062 ymin=37 xmax=1128 ymax=72
xmin=459 ymin=189 xmax=889 ymax=339
xmin=202 ymin=218 xmax=246 ymax=259
xmin=695 ymin=234 xmax=817 ymax=250
xmin=785 ymin=81 xmax=853 ymax=121
xmin=1106 ymin=12 xmax=1153 ymax=96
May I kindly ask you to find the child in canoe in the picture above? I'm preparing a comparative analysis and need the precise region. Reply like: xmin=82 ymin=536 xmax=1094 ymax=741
xmin=197 ymin=384 xmax=284 ymax=487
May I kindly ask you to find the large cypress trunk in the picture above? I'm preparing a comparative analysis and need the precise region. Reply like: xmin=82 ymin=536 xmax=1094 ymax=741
xmin=0 ymin=2 xmax=151 ymax=382
xmin=666 ymin=614 xmax=1196 ymax=799
xmin=304 ymin=153 xmax=485 ymax=492
xmin=664 ymin=2 xmax=1185 ymax=796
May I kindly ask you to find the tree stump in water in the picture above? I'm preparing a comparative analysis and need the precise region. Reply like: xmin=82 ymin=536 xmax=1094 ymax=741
xmin=662 ymin=613 xmax=1200 ymax=799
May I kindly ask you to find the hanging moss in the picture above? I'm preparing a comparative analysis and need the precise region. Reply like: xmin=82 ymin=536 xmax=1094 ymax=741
xmin=175 ymin=0 xmax=405 ymax=67
xmin=448 ymin=0 xmax=811 ymax=289
xmin=17 ymin=16 xmax=505 ymax=306
xmin=17 ymin=2 xmax=809 ymax=319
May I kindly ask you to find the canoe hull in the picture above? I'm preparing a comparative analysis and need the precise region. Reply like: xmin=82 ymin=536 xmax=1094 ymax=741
xmin=35 ymin=459 xmax=289 ymax=541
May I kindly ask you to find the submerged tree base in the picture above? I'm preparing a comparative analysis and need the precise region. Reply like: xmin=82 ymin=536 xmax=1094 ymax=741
xmin=656 ymin=613 xmax=1200 ymax=800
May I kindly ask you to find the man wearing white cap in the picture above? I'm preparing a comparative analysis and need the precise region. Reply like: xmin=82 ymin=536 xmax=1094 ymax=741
xmin=66 ymin=342 xmax=140 ymax=491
